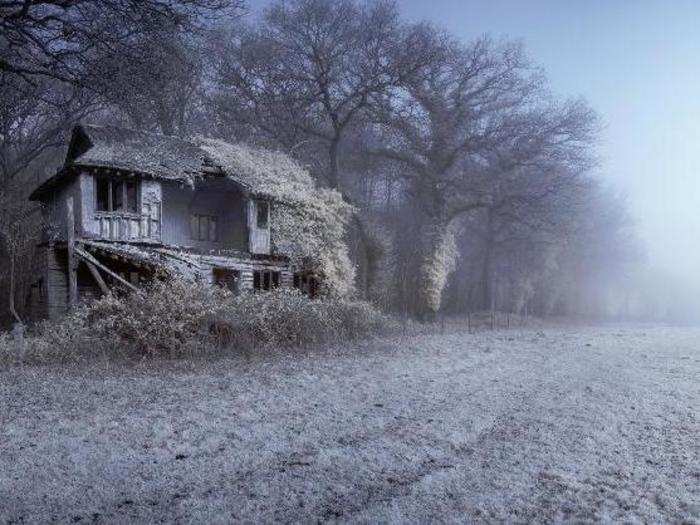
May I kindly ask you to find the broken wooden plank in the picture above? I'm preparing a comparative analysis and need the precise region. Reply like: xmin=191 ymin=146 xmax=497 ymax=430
xmin=85 ymin=260 xmax=110 ymax=295
xmin=74 ymin=247 xmax=140 ymax=294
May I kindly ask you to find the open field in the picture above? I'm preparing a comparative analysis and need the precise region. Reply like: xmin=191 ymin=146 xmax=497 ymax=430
xmin=1 ymin=326 xmax=698 ymax=523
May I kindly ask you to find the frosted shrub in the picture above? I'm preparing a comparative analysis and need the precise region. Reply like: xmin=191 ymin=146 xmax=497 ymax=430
xmin=31 ymin=308 xmax=104 ymax=361
xmin=0 ymin=280 xmax=392 ymax=366
xmin=87 ymin=279 xmax=232 ymax=355
xmin=0 ymin=308 xmax=107 ymax=365
xmin=217 ymin=288 xmax=390 ymax=349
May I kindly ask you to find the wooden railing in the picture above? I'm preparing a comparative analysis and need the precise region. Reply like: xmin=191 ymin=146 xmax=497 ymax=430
xmin=95 ymin=206 xmax=160 ymax=242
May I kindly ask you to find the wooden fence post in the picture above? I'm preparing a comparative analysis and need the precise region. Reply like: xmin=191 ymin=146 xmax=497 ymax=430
xmin=66 ymin=197 xmax=78 ymax=309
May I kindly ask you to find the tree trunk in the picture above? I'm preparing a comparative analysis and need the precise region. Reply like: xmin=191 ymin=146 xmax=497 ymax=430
xmin=327 ymin=135 xmax=341 ymax=189
xmin=8 ymin=243 xmax=22 ymax=325
xmin=479 ymin=208 xmax=495 ymax=311
xmin=480 ymin=240 xmax=493 ymax=311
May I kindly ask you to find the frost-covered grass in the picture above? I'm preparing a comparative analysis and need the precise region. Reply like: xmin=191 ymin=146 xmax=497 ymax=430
xmin=0 ymin=326 xmax=698 ymax=523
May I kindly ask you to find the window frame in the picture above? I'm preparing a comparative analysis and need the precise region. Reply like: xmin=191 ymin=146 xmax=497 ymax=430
xmin=256 ymin=199 xmax=269 ymax=229
xmin=190 ymin=213 xmax=219 ymax=242
xmin=253 ymin=269 xmax=280 ymax=292
xmin=95 ymin=176 xmax=139 ymax=214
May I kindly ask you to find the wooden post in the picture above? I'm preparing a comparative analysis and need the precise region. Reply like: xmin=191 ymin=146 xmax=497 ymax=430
xmin=467 ymin=311 xmax=471 ymax=334
xmin=66 ymin=197 xmax=78 ymax=309
xmin=525 ymin=301 xmax=529 ymax=326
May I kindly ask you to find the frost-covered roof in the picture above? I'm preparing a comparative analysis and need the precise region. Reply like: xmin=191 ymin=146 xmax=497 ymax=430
xmin=198 ymin=138 xmax=316 ymax=202
xmin=30 ymin=124 xmax=313 ymax=201
xmin=69 ymin=124 xmax=206 ymax=182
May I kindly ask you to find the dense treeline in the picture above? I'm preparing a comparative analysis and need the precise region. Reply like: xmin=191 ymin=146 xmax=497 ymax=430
xmin=1 ymin=0 xmax=647 ymax=324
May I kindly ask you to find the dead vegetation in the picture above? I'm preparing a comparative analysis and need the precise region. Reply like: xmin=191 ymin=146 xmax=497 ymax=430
xmin=0 ymin=279 xmax=392 ymax=366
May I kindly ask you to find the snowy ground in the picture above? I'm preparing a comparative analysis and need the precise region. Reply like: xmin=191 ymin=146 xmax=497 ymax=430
xmin=0 ymin=326 xmax=698 ymax=523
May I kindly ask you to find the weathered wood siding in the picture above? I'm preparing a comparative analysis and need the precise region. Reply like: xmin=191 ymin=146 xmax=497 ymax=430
xmin=161 ymin=182 xmax=247 ymax=251
xmin=46 ymin=247 xmax=69 ymax=320
xmin=43 ymin=179 xmax=81 ymax=241
xmin=195 ymin=253 xmax=293 ymax=292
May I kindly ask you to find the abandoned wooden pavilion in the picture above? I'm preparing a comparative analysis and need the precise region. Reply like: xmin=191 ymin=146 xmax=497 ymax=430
xmin=26 ymin=124 xmax=319 ymax=321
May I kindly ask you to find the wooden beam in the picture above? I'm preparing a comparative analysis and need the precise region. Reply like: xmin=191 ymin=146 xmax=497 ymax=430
xmin=74 ymin=247 xmax=140 ymax=294
xmin=66 ymin=197 xmax=78 ymax=308
xmin=84 ymin=260 xmax=110 ymax=295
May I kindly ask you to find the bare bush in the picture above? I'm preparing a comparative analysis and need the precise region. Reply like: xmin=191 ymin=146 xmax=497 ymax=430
xmin=0 ymin=280 xmax=392 ymax=366
xmin=216 ymin=288 xmax=392 ymax=349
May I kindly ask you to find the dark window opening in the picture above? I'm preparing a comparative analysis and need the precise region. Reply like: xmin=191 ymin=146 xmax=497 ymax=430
xmin=294 ymin=272 xmax=318 ymax=298
xmin=190 ymin=214 xmax=218 ymax=242
xmin=256 ymin=200 xmax=269 ymax=228
xmin=253 ymin=270 xmax=280 ymax=292
xmin=96 ymin=177 xmax=138 ymax=212
xmin=113 ymin=181 xmax=124 ymax=210
xmin=125 ymin=180 xmax=138 ymax=212
xmin=96 ymin=179 xmax=109 ymax=211
xmin=214 ymin=268 xmax=240 ymax=294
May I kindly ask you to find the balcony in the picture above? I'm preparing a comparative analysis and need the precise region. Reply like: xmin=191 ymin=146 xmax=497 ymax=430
xmin=95 ymin=206 xmax=160 ymax=242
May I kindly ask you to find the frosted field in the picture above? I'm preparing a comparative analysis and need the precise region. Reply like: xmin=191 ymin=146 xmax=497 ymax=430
xmin=1 ymin=327 xmax=698 ymax=523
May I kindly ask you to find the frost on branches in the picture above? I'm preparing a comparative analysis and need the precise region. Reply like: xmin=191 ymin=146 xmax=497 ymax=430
xmin=198 ymin=139 xmax=355 ymax=296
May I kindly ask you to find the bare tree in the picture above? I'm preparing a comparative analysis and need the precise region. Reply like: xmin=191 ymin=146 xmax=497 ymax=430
xmin=93 ymin=29 xmax=207 ymax=136
xmin=1 ymin=0 xmax=240 ymax=87
xmin=214 ymin=0 xmax=418 ymax=188
xmin=369 ymin=28 xmax=598 ymax=317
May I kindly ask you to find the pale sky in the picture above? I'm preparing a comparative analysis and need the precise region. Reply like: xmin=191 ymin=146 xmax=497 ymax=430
xmin=248 ymin=0 xmax=700 ymax=286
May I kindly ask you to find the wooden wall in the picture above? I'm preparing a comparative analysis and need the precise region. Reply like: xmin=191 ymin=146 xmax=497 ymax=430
xmin=161 ymin=181 xmax=248 ymax=251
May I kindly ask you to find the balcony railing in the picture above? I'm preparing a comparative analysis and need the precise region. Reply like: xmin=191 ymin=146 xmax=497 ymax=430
xmin=95 ymin=205 xmax=160 ymax=242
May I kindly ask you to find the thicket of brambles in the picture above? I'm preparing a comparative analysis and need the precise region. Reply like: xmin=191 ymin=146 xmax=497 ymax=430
xmin=1 ymin=0 xmax=651 ymax=331
xmin=0 ymin=280 xmax=391 ymax=364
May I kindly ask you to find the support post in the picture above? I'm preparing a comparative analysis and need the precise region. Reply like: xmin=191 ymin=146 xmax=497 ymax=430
xmin=66 ymin=197 xmax=78 ymax=309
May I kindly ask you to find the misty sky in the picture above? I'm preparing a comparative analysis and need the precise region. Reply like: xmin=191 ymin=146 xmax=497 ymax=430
xmin=247 ymin=0 xmax=700 ymax=285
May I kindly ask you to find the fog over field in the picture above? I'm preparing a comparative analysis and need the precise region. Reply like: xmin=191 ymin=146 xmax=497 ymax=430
xmin=401 ymin=0 xmax=700 ymax=322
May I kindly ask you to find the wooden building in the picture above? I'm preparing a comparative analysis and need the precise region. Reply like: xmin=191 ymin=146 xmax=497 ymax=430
xmin=27 ymin=124 xmax=317 ymax=321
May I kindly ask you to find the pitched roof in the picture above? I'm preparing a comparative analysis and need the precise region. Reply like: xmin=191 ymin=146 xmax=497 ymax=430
xmin=30 ymin=124 xmax=314 ymax=201
xmin=68 ymin=124 xmax=206 ymax=182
